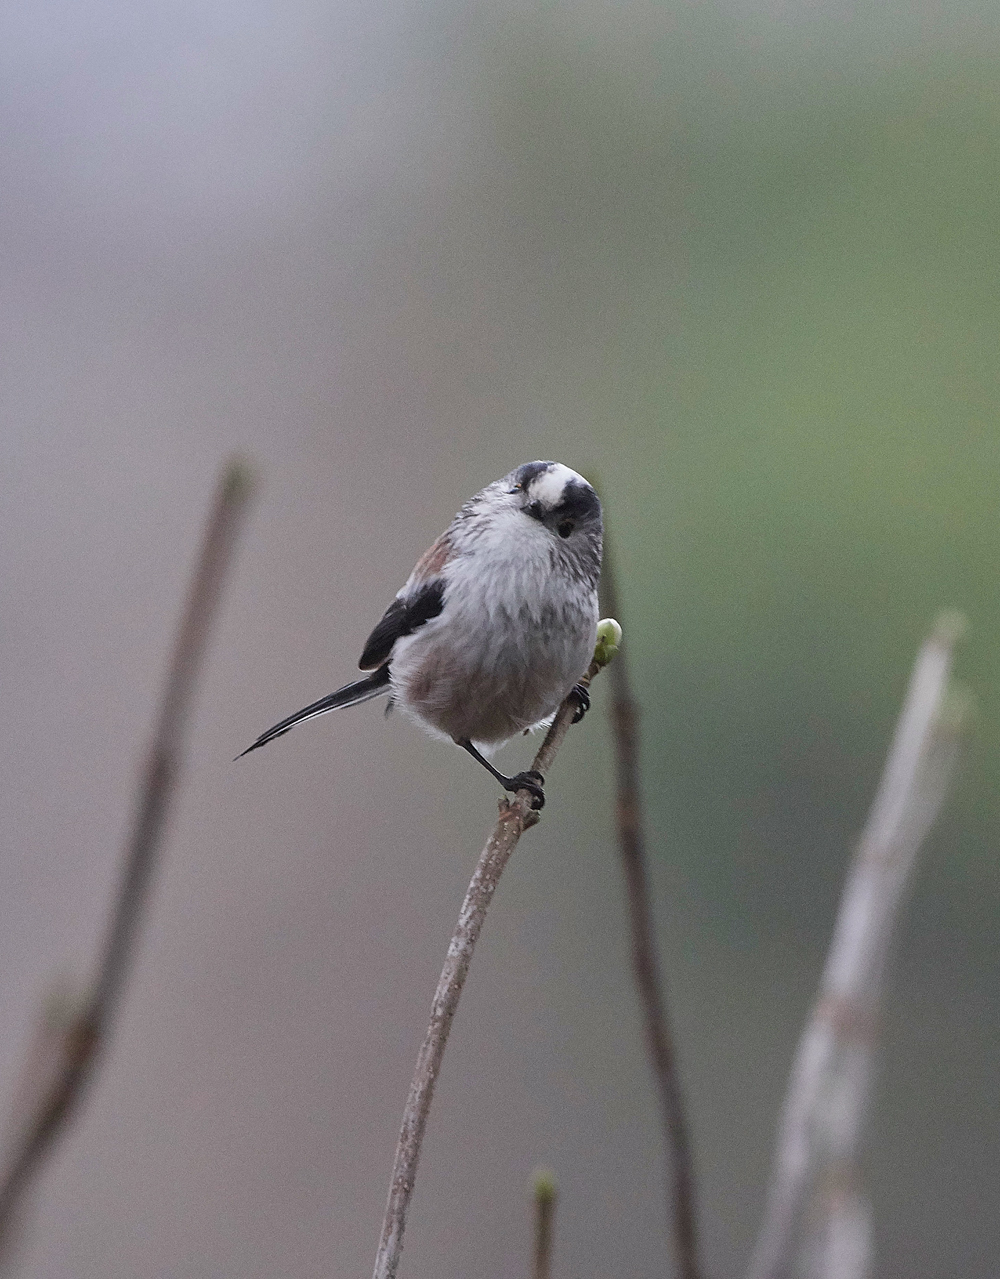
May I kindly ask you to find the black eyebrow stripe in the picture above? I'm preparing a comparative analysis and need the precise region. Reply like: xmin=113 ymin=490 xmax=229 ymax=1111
xmin=513 ymin=461 xmax=553 ymax=490
xmin=553 ymin=481 xmax=601 ymax=521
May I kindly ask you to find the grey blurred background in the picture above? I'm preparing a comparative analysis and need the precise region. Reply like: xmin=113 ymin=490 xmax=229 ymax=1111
xmin=1 ymin=0 xmax=998 ymax=1275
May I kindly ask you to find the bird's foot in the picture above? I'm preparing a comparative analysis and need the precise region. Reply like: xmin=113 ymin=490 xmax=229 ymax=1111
xmin=457 ymin=738 xmax=547 ymax=811
xmin=505 ymin=769 xmax=546 ymax=810
xmin=569 ymin=683 xmax=591 ymax=724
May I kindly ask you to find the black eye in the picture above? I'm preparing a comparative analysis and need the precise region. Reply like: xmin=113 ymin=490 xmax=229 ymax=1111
xmin=557 ymin=520 xmax=574 ymax=538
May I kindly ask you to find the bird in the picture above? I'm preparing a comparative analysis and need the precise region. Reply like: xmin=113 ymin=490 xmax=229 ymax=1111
xmin=239 ymin=461 xmax=603 ymax=809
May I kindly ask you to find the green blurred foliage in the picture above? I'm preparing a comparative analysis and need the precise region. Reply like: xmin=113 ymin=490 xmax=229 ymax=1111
xmin=464 ymin=18 xmax=1000 ymax=1264
xmin=480 ymin=13 xmax=1000 ymax=953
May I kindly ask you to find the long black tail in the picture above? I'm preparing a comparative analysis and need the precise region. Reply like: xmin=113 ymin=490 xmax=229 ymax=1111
xmin=237 ymin=666 xmax=391 ymax=758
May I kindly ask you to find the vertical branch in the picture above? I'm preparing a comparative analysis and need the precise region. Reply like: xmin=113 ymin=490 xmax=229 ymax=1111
xmin=372 ymin=632 xmax=619 ymax=1279
xmin=747 ymin=613 xmax=967 ymax=1279
xmin=600 ymin=551 xmax=702 ymax=1279
xmin=0 ymin=460 xmax=255 ymax=1254
xmin=530 ymin=1168 xmax=557 ymax=1279
xmin=371 ymin=794 xmax=536 ymax=1279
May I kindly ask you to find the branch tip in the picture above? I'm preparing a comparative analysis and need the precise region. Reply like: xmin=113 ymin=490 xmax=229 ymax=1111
xmin=530 ymin=1167 xmax=558 ymax=1205
xmin=931 ymin=608 xmax=967 ymax=647
xmin=221 ymin=456 xmax=258 ymax=503
xmin=531 ymin=1166 xmax=557 ymax=1279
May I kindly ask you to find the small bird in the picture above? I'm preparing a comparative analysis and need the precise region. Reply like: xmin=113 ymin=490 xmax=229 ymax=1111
xmin=239 ymin=461 xmax=602 ymax=808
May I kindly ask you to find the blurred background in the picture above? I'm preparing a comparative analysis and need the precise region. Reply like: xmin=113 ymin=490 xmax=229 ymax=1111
xmin=1 ymin=0 xmax=998 ymax=1275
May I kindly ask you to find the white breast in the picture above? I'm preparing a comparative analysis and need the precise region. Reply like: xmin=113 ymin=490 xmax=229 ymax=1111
xmin=389 ymin=510 xmax=598 ymax=751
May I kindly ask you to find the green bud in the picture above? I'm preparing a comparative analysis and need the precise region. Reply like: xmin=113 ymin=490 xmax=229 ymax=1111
xmin=222 ymin=457 xmax=257 ymax=502
xmin=530 ymin=1167 xmax=558 ymax=1204
xmin=593 ymin=618 xmax=622 ymax=668
xmin=932 ymin=609 xmax=968 ymax=646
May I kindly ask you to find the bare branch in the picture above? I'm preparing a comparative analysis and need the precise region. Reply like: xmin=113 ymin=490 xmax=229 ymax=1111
xmin=0 ymin=461 xmax=255 ymax=1257
xmin=530 ymin=1168 xmax=557 ymax=1279
xmin=371 ymin=633 xmax=618 ymax=1279
xmin=747 ymin=613 xmax=968 ymax=1279
xmin=600 ymin=551 xmax=703 ymax=1279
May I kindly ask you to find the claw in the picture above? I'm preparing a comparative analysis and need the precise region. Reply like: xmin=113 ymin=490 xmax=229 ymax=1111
xmin=507 ymin=769 xmax=546 ymax=810
xmin=569 ymin=683 xmax=591 ymax=724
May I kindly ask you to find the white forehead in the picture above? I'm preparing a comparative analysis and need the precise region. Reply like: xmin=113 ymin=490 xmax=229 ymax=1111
xmin=530 ymin=463 xmax=585 ymax=506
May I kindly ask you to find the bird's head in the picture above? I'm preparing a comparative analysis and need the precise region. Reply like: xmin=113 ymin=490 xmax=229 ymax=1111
xmin=502 ymin=461 xmax=602 ymax=542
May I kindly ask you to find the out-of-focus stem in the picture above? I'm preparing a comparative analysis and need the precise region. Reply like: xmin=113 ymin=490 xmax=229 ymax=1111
xmin=601 ymin=551 xmax=703 ymax=1279
xmin=0 ymin=461 xmax=255 ymax=1258
xmin=530 ymin=1168 xmax=557 ymax=1279
xmin=747 ymin=613 xmax=967 ymax=1279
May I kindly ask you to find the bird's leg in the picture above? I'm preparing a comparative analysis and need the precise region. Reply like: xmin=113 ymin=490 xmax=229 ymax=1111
xmin=568 ymin=683 xmax=590 ymax=724
xmin=457 ymin=740 xmax=546 ymax=810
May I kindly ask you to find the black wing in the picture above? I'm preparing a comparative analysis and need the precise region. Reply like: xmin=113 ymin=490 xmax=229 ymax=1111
xmin=358 ymin=579 xmax=446 ymax=670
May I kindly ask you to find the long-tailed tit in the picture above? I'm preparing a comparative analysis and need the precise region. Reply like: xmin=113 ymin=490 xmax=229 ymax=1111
xmin=240 ymin=461 xmax=602 ymax=808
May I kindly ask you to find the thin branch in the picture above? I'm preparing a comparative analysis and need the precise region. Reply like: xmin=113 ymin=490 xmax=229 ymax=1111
xmin=747 ymin=613 xmax=968 ymax=1279
xmin=530 ymin=1168 xmax=557 ymax=1279
xmin=371 ymin=630 xmax=619 ymax=1279
xmin=600 ymin=551 xmax=702 ymax=1279
xmin=0 ymin=460 xmax=255 ymax=1256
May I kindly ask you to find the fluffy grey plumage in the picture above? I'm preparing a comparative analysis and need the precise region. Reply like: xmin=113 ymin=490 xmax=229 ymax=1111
xmin=240 ymin=461 xmax=602 ymax=806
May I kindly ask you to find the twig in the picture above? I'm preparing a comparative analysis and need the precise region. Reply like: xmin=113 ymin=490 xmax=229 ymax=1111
xmin=371 ymin=624 xmax=620 ymax=1279
xmin=601 ymin=551 xmax=702 ymax=1279
xmin=746 ymin=613 xmax=968 ymax=1279
xmin=530 ymin=1168 xmax=557 ymax=1279
xmin=0 ymin=460 xmax=255 ymax=1256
